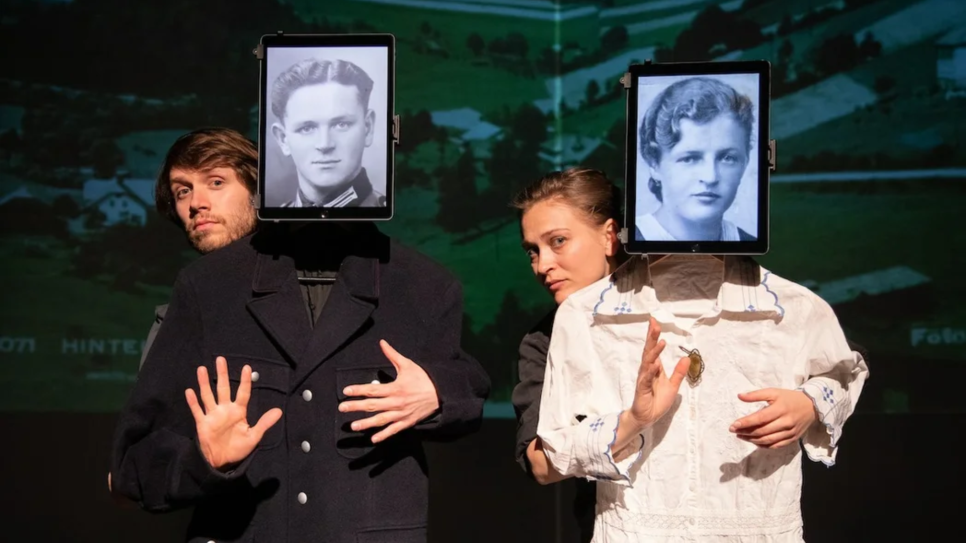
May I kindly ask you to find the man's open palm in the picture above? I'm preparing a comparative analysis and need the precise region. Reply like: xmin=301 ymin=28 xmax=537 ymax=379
xmin=185 ymin=356 xmax=283 ymax=471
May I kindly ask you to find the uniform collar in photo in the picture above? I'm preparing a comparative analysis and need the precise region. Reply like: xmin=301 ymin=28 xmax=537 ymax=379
xmin=590 ymin=254 xmax=784 ymax=322
xmin=294 ymin=168 xmax=374 ymax=208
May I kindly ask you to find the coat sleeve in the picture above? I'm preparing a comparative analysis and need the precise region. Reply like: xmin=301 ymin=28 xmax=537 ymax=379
xmin=413 ymin=279 xmax=491 ymax=439
xmin=510 ymin=315 xmax=552 ymax=475
xmin=111 ymin=273 xmax=253 ymax=512
xmin=795 ymin=296 xmax=870 ymax=466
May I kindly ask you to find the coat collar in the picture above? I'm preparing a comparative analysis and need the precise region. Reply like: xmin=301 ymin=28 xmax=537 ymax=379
xmin=246 ymin=224 xmax=386 ymax=376
xmin=250 ymin=223 xmax=382 ymax=300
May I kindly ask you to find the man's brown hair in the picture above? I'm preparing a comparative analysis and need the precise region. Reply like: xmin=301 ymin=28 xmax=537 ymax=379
xmin=155 ymin=127 xmax=258 ymax=225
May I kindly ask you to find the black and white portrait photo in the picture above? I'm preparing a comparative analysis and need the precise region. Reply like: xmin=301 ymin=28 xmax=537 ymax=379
xmin=634 ymin=73 xmax=760 ymax=242
xmin=264 ymin=45 xmax=389 ymax=208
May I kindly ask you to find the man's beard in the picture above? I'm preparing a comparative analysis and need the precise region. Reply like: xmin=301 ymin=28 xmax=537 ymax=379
xmin=187 ymin=206 xmax=258 ymax=254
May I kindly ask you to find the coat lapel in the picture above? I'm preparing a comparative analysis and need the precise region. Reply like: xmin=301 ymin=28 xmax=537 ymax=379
xmin=246 ymin=251 xmax=313 ymax=365
xmin=292 ymin=254 xmax=380 ymax=388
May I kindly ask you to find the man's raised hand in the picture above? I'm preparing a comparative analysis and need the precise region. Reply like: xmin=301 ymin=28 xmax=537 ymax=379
xmin=185 ymin=356 xmax=282 ymax=470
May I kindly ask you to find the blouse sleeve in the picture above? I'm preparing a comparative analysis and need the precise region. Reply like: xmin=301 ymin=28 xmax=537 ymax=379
xmin=536 ymin=301 xmax=643 ymax=486
xmin=795 ymin=296 xmax=870 ymax=466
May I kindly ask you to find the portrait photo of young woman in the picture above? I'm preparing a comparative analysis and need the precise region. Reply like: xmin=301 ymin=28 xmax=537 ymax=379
xmin=634 ymin=74 xmax=760 ymax=242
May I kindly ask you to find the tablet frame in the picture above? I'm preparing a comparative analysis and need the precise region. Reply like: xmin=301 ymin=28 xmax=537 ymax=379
xmin=255 ymin=32 xmax=397 ymax=221
xmin=621 ymin=60 xmax=771 ymax=255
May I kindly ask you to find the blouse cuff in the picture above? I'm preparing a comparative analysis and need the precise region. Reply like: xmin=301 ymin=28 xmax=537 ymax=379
xmin=799 ymin=377 xmax=849 ymax=467
xmin=574 ymin=412 xmax=643 ymax=486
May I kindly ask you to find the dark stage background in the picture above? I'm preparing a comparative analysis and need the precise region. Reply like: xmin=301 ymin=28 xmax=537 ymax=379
xmin=0 ymin=0 xmax=964 ymax=540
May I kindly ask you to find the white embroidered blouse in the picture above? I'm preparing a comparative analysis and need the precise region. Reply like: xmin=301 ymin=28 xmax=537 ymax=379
xmin=537 ymin=255 xmax=869 ymax=542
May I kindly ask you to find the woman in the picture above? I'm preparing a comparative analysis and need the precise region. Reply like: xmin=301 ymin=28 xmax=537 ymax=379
xmin=511 ymin=171 xmax=868 ymax=542
xmin=636 ymin=76 xmax=757 ymax=242
xmin=510 ymin=167 xmax=625 ymax=543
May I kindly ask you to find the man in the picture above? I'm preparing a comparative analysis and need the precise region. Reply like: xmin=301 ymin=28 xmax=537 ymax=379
xmin=139 ymin=127 xmax=261 ymax=368
xmin=110 ymin=128 xmax=260 ymax=496
xmin=270 ymin=58 xmax=386 ymax=208
xmin=111 ymin=126 xmax=490 ymax=541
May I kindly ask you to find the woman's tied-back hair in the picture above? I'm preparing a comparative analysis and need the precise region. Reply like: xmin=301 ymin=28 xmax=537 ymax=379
xmin=155 ymin=127 xmax=258 ymax=226
xmin=639 ymin=77 xmax=754 ymax=201
xmin=511 ymin=167 xmax=623 ymax=228
xmin=271 ymin=58 xmax=374 ymax=122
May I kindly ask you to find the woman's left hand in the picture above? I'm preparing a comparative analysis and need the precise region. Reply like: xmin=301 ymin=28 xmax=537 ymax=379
xmin=729 ymin=389 xmax=818 ymax=449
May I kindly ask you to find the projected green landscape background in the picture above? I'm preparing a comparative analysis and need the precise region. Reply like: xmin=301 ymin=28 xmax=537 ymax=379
xmin=0 ymin=0 xmax=964 ymax=415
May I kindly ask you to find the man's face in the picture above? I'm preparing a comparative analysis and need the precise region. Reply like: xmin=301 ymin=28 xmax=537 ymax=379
xmin=169 ymin=166 xmax=257 ymax=253
xmin=272 ymin=82 xmax=375 ymax=190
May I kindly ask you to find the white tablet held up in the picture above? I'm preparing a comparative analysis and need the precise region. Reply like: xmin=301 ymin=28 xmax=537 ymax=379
xmin=256 ymin=33 xmax=397 ymax=221
xmin=622 ymin=60 xmax=772 ymax=255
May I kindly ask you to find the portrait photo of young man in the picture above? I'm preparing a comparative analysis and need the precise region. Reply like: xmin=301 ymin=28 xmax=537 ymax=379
xmin=265 ymin=48 xmax=389 ymax=208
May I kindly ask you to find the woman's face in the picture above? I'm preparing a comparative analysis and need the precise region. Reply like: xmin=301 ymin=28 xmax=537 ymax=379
xmin=651 ymin=114 xmax=749 ymax=224
xmin=521 ymin=200 xmax=618 ymax=305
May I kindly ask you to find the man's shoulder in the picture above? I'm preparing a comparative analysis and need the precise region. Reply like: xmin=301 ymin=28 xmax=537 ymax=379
xmin=386 ymin=238 xmax=458 ymax=287
xmin=178 ymin=234 xmax=257 ymax=282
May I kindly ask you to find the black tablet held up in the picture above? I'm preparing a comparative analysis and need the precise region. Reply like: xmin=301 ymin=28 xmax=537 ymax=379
xmin=621 ymin=60 xmax=773 ymax=255
xmin=255 ymin=33 xmax=397 ymax=221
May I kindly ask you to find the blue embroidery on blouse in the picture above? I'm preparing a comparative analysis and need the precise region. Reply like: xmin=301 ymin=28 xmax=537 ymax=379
xmin=821 ymin=384 xmax=835 ymax=405
xmin=590 ymin=418 xmax=604 ymax=432
xmin=761 ymin=271 xmax=785 ymax=317
xmin=593 ymin=281 xmax=615 ymax=316
xmin=613 ymin=301 xmax=631 ymax=314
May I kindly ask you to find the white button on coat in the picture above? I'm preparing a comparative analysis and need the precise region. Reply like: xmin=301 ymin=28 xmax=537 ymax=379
xmin=251 ymin=371 xmax=260 ymax=383
xmin=371 ymin=379 xmax=380 ymax=384
xmin=301 ymin=441 xmax=311 ymax=453
xmin=302 ymin=390 xmax=312 ymax=401
xmin=298 ymin=492 xmax=307 ymax=504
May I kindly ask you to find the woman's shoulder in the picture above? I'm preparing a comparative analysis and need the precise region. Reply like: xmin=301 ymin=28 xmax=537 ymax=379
xmin=519 ymin=308 xmax=556 ymax=351
xmin=531 ymin=308 xmax=556 ymax=337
